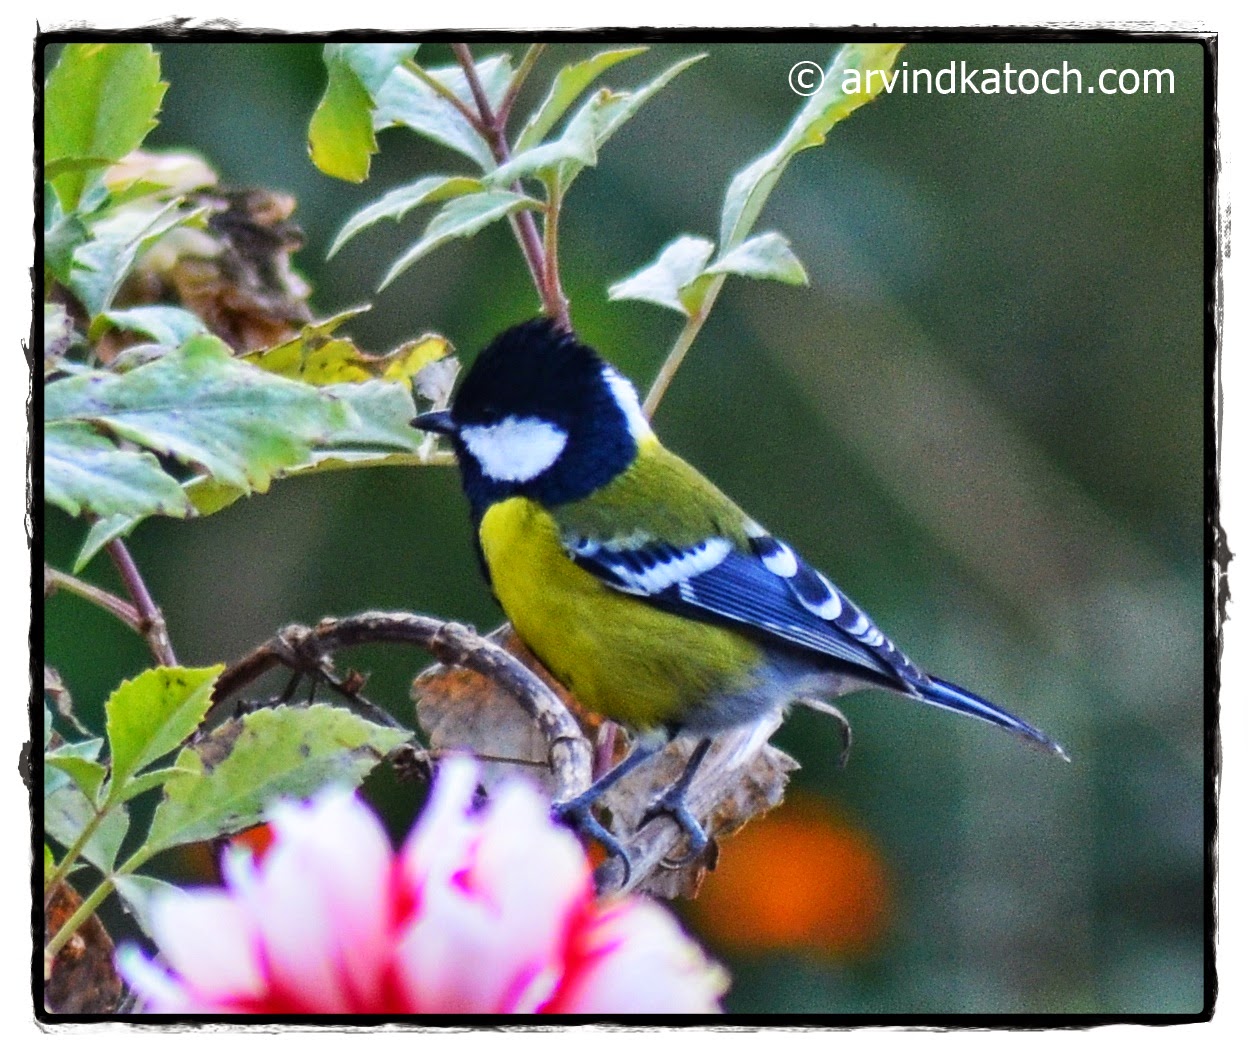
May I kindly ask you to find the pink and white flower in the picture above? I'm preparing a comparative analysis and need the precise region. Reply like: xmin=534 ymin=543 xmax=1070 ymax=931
xmin=118 ymin=759 xmax=727 ymax=1014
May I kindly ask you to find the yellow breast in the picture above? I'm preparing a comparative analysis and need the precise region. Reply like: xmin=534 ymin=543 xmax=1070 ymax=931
xmin=478 ymin=497 xmax=760 ymax=730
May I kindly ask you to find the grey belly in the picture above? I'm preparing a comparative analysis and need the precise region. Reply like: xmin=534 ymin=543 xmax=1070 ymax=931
xmin=675 ymin=649 xmax=872 ymax=735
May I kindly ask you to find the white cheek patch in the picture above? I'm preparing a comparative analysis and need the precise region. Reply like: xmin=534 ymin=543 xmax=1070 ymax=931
xmin=459 ymin=416 xmax=568 ymax=483
xmin=602 ymin=367 xmax=653 ymax=442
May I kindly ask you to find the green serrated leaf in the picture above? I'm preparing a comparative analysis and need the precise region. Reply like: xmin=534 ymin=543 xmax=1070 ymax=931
xmin=45 ymin=843 xmax=58 ymax=886
xmin=515 ymin=47 xmax=649 ymax=153
xmin=105 ymin=665 xmax=222 ymax=801
xmin=93 ymin=305 xmax=209 ymax=347
xmin=74 ymin=514 xmax=137 ymax=574
xmin=608 ymin=235 xmax=716 ymax=315
xmin=45 ymin=335 xmax=355 ymax=494
xmin=719 ymin=44 xmax=903 ymax=250
xmin=705 ymin=231 xmax=809 ymax=286
xmin=68 ymin=361 xmax=427 ymax=571
xmin=45 ymin=781 xmax=130 ymax=874
xmin=46 ymin=739 xmax=107 ymax=801
xmin=328 ymin=176 xmax=484 ymax=258
xmin=145 ymin=705 xmax=412 ymax=855
xmin=115 ymin=765 xmax=197 ymax=804
xmin=45 ymin=43 xmax=168 ymax=210
xmin=372 ymin=55 xmax=513 ymax=171
xmin=309 ymin=52 xmax=377 ymax=182
xmin=45 ymin=420 xmax=193 ymax=519
xmin=486 ymin=105 xmax=598 ymax=187
xmin=380 ymin=190 xmax=541 ymax=290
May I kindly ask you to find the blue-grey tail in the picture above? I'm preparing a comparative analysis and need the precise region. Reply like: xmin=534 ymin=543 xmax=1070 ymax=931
xmin=917 ymin=676 xmax=1069 ymax=760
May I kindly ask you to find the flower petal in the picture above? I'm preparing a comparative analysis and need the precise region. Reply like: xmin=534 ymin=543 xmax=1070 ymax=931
xmin=115 ymin=944 xmax=213 ymax=1013
xmin=147 ymin=887 xmax=265 ymax=1001
xmin=547 ymin=899 xmax=728 ymax=1014
xmin=234 ymin=789 xmax=393 ymax=1011
xmin=394 ymin=763 xmax=591 ymax=1013
xmin=117 ymin=761 xmax=725 ymax=1016
xmin=399 ymin=755 xmax=478 ymax=892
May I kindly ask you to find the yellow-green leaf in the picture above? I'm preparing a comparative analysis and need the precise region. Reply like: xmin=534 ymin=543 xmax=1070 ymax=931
xmin=245 ymin=333 xmax=451 ymax=388
xmin=309 ymin=53 xmax=377 ymax=182
xmin=104 ymin=665 xmax=222 ymax=801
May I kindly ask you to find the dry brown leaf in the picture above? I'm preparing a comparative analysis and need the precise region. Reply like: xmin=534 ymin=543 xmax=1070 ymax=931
xmin=44 ymin=880 xmax=123 ymax=1014
xmin=107 ymin=186 xmax=313 ymax=358
xmin=414 ymin=624 xmax=601 ymax=796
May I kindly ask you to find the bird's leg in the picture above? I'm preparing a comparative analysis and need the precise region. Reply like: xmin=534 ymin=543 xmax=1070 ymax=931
xmin=551 ymin=732 xmax=668 ymax=885
xmin=637 ymin=736 xmax=714 ymax=856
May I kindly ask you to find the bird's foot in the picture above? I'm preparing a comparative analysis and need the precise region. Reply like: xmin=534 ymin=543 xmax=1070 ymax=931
xmin=551 ymin=797 xmax=632 ymax=888
xmin=637 ymin=784 xmax=710 ymax=858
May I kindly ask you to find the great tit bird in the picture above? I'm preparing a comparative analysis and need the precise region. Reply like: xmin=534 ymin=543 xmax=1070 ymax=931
xmin=414 ymin=318 xmax=1066 ymax=869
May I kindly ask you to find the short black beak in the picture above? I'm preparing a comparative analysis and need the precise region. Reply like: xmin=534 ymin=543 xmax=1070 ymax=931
xmin=411 ymin=410 xmax=457 ymax=435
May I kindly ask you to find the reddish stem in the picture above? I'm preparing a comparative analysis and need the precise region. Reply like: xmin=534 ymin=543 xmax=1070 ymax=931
xmin=106 ymin=539 xmax=177 ymax=666
xmin=453 ymin=43 xmax=571 ymax=330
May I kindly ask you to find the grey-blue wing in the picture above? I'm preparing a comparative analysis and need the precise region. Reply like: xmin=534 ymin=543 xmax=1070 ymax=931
xmin=565 ymin=530 xmax=926 ymax=694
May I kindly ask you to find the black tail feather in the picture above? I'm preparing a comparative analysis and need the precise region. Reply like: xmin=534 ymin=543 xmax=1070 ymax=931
xmin=915 ymin=676 xmax=1069 ymax=760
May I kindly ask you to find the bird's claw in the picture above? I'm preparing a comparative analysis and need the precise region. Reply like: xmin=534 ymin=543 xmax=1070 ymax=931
xmin=551 ymin=798 xmax=632 ymax=887
xmin=637 ymin=787 xmax=710 ymax=857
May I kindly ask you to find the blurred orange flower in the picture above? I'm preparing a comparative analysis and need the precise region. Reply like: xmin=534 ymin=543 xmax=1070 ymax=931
xmin=690 ymin=792 xmax=890 ymax=957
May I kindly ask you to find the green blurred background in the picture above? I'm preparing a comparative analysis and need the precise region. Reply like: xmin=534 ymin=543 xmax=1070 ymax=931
xmin=42 ymin=38 xmax=1208 ymax=1015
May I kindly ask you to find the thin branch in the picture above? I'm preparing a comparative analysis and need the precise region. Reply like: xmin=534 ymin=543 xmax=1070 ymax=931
xmin=44 ymin=565 xmax=142 ymax=633
xmin=510 ymin=208 xmax=557 ymax=323
xmin=198 ymin=608 xmax=801 ymax=897
xmin=641 ymin=275 xmax=726 ymax=417
xmin=210 ymin=612 xmax=594 ymax=806
xmin=541 ymin=179 xmax=571 ymax=327
xmin=452 ymin=43 xmax=498 ymax=125
xmin=453 ymin=42 xmax=571 ymax=330
xmin=106 ymin=539 xmax=177 ymax=666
